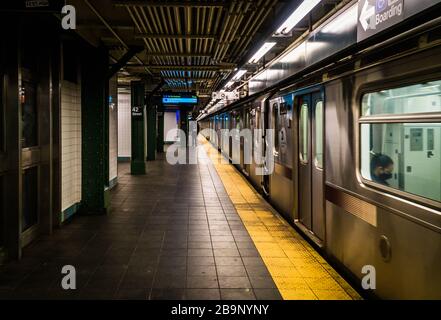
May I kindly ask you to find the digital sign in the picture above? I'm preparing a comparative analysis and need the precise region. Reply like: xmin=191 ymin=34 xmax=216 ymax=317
xmin=162 ymin=94 xmax=198 ymax=105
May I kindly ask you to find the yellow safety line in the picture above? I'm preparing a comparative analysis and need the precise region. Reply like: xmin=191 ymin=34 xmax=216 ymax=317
xmin=200 ymin=138 xmax=362 ymax=300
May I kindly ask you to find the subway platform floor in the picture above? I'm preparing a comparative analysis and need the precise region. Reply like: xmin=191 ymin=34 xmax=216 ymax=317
xmin=0 ymin=139 xmax=361 ymax=300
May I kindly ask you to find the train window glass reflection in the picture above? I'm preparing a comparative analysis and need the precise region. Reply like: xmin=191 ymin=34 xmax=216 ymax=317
xmin=315 ymin=101 xmax=323 ymax=169
xmin=299 ymin=103 xmax=309 ymax=163
xmin=362 ymin=80 xmax=441 ymax=116
xmin=361 ymin=123 xmax=441 ymax=202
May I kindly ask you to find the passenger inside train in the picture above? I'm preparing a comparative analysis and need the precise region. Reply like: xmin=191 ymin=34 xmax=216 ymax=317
xmin=370 ymin=154 xmax=394 ymax=186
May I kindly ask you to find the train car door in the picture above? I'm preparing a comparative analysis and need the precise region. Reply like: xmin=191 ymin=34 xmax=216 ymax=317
xmin=262 ymin=99 xmax=271 ymax=196
xmin=241 ymin=107 xmax=251 ymax=176
xmin=298 ymin=91 xmax=325 ymax=241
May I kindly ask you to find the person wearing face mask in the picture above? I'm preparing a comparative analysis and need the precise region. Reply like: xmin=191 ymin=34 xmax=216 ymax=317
xmin=370 ymin=153 xmax=394 ymax=186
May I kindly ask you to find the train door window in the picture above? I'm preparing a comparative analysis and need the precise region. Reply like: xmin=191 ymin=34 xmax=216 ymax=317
xmin=315 ymin=101 xmax=323 ymax=169
xmin=236 ymin=113 xmax=241 ymax=131
xmin=273 ymin=103 xmax=279 ymax=151
xmin=299 ymin=102 xmax=309 ymax=163
xmin=360 ymin=81 xmax=441 ymax=203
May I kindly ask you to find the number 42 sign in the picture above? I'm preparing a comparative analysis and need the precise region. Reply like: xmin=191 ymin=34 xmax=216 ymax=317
xmin=132 ymin=106 xmax=144 ymax=118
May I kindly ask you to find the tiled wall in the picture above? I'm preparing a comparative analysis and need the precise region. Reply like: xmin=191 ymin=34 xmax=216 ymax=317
xmin=61 ymin=81 xmax=82 ymax=218
xmin=109 ymin=76 xmax=118 ymax=184
xmin=118 ymin=92 xmax=131 ymax=159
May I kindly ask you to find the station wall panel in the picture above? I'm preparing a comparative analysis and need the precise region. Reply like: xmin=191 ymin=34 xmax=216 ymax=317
xmin=117 ymin=92 xmax=131 ymax=159
xmin=109 ymin=76 xmax=118 ymax=185
xmin=61 ymin=80 xmax=82 ymax=220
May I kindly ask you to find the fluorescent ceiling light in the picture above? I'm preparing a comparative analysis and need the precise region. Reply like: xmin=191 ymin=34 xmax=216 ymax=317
xmin=275 ymin=0 xmax=321 ymax=35
xmin=232 ymin=69 xmax=247 ymax=81
xmin=248 ymin=42 xmax=277 ymax=64
xmin=224 ymin=81 xmax=234 ymax=89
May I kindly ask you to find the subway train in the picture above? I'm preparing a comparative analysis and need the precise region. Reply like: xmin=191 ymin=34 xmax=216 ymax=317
xmin=199 ymin=1 xmax=441 ymax=299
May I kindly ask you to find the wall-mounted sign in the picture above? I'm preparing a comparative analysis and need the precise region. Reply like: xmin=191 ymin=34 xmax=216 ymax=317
xmin=162 ymin=94 xmax=198 ymax=105
xmin=0 ymin=0 xmax=65 ymax=11
xmin=131 ymin=106 xmax=144 ymax=118
xmin=357 ymin=0 xmax=404 ymax=42
xmin=212 ymin=90 xmax=239 ymax=101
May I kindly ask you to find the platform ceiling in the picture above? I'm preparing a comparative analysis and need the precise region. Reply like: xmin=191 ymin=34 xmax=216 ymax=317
xmin=71 ymin=0 xmax=342 ymax=110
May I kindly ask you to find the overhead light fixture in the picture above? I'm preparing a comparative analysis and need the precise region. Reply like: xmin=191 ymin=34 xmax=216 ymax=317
xmin=275 ymin=0 xmax=321 ymax=35
xmin=232 ymin=69 xmax=247 ymax=81
xmin=224 ymin=81 xmax=234 ymax=89
xmin=248 ymin=42 xmax=277 ymax=64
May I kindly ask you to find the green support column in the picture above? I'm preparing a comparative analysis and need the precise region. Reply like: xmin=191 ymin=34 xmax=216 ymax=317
xmin=157 ymin=108 xmax=164 ymax=153
xmin=146 ymin=102 xmax=157 ymax=161
xmin=130 ymin=81 xmax=146 ymax=175
xmin=81 ymin=46 xmax=110 ymax=215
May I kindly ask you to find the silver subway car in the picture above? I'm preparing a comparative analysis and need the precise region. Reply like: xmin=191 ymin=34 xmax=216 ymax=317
xmin=201 ymin=3 xmax=441 ymax=299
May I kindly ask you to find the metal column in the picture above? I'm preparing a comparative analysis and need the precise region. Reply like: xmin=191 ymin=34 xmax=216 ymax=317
xmin=81 ymin=46 xmax=110 ymax=214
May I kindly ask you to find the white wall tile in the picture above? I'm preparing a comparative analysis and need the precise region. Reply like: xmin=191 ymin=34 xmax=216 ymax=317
xmin=61 ymin=81 xmax=82 ymax=212
xmin=109 ymin=76 xmax=118 ymax=181
xmin=118 ymin=93 xmax=131 ymax=158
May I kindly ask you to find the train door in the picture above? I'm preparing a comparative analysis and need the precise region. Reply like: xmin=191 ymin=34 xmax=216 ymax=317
xmin=228 ymin=112 xmax=233 ymax=160
xmin=298 ymin=91 xmax=325 ymax=241
xmin=216 ymin=115 xmax=221 ymax=150
xmin=241 ymin=108 xmax=250 ymax=176
xmin=262 ymin=100 xmax=271 ymax=196
xmin=232 ymin=111 xmax=240 ymax=164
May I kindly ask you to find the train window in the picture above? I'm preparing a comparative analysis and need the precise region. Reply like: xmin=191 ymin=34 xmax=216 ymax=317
xmin=315 ymin=101 xmax=323 ymax=169
xmin=361 ymin=80 xmax=441 ymax=116
xmin=274 ymin=103 xmax=280 ymax=151
xmin=299 ymin=103 xmax=309 ymax=163
xmin=361 ymin=122 xmax=441 ymax=202
xmin=280 ymin=102 xmax=288 ymax=115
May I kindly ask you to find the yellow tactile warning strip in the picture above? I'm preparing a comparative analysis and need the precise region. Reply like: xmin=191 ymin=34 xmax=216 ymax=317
xmin=200 ymin=138 xmax=362 ymax=300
